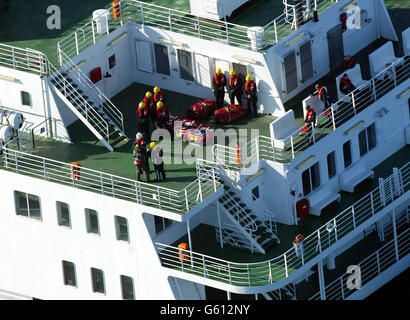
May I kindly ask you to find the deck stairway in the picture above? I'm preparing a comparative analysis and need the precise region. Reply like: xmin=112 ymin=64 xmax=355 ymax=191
xmin=262 ymin=283 xmax=296 ymax=300
xmin=218 ymin=185 xmax=280 ymax=254
xmin=48 ymin=62 xmax=128 ymax=151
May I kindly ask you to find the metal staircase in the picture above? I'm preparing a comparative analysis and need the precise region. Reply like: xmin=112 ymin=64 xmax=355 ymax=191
xmin=218 ymin=185 xmax=280 ymax=254
xmin=48 ymin=62 xmax=128 ymax=151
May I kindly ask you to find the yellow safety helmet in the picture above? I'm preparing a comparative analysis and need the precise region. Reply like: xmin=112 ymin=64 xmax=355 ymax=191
xmin=150 ymin=142 xmax=157 ymax=149
xmin=157 ymin=101 xmax=164 ymax=108
xmin=154 ymin=86 xmax=161 ymax=93
xmin=145 ymin=91 xmax=152 ymax=98
xmin=246 ymin=74 xmax=253 ymax=81
xmin=139 ymin=101 xmax=146 ymax=108
xmin=229 ymin=69 xmax=236 ymax=75
xmin=216 ymin=68 xmax=222 ymax=75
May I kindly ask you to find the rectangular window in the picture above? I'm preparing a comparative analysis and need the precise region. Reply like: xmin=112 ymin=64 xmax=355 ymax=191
xmin=251 ymin=186 xmax=260 ymax=200
xmin=85 ymin=209 xmax=99 ymax=235
xmin=57 ymin=201 xmax=71 ymax=228
xmin=177 ymin=49 xmax=194 ymax=82
xmin=21 ymin=91 xmax=32 ymax=106
xmin=108 ymin=54 xmax=116 ymax=69
xmin=367 ymin=123 xmax=377 ymax=151
xmin=120 ymin=275 xmax=135 ymax=300
xmin=154 ymin=43 xmax=170 ymax=76
xmin=62 ymin=261 xmax=77 ymax=287
xmin=91 ymin=268 xmax=105 ymax=294
xmin=14 ymin=191 xmax=41 ymax=220
xmin=115 ymin=216 xmax=129 ymax=242
xmin=302 ymin=162 xmax=321 ymax=196
xmin=327 ymin=151 xmax=337 ymax=179
xmin=358 ymin=129 xmax=368 ymax=157
xmin=343 ymin=140 xmax=352 ymax=168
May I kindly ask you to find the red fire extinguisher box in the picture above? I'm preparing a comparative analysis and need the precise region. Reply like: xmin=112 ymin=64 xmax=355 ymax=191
xmin=296 ymin=199 xmax=309 ymax=219
xmin=90 ymin=67 xmax=102 ymax=84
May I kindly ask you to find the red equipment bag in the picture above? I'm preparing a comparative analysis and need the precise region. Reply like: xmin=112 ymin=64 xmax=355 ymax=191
xmin=167 ymin=112 xmax=180 ymax=132
xmin=174 ymin=119 xmax=197 ymax=139
xmin=187 ymin=99 xmax=216 ymax=120
xmin=214 ymin=104 xmax=246 ymax=124
xmin=187 ymin=123 xmax=214 ymax=144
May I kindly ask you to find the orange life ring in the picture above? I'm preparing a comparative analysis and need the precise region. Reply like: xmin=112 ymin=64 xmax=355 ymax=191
xmin=294 ymin=234 xmax=304 ymax=244
xmin=178 ymin=242 xmax=190 ymax=262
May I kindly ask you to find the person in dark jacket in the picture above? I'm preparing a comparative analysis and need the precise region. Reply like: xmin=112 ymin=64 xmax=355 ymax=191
xmin=339 ymin=74 xmax=356 ymax=95
xmin=154 ymin=101 xmax=169 ymax=129
xmin=136 ymin=101 xmax=150 ymax=139
xmin=228 ymin=69 xmax=242 ymax=106
xmin=244 ymin=74 xmax=258 ymax=117
xmin=133 ymin=143 xmax=150 ymax=183
xmin=212 ymin=68 xmax=226 ymax=108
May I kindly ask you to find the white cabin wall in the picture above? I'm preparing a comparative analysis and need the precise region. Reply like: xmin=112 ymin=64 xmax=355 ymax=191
xmin=128 ymin=23 xmax=285 ymax=116
xmin=0 ymin=66 xmax=71 ymax=142
xmin=0 ymin=170 xmax=180 ymax=300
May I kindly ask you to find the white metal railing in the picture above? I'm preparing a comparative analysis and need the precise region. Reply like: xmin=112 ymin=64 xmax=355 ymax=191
xmin=0 ymin=43 xmax=48 ymax=75
xmin=58 ymin=50 xmax=126 ymax=136
xmin=0 ymin=148 xmax=222 ymax=214
xmin=310 ymin=225 xmax=409 ymax=300
xmin=262 ymin=0 xmax=335 ymax=48
xmin=58 ymin=0 xmax=256 ymax=60
xmin=155 ymin=162 xmax=409 ymax=287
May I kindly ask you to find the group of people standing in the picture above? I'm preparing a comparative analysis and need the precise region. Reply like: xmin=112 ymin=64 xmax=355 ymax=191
xmin=133 ymin=86 xmax=168 ymax=183
xmin=212 ymin=68 xmax=258 ymax=117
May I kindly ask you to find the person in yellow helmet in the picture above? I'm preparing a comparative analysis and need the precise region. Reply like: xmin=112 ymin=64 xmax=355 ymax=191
xmin=212 ymin=68 xmax=226 ymax=108
xmin=148 ymin=141 xmax=166 ymax=182
xmin=244 ymin=74 xmax=258 ymax=117
xmin=136 ymin=101 xmax=150 ymax=138
xmin=153 ymin=86 xmax=165 ymax=105
xmin=154 ymin=101 xmax=169 ymax=129
xmin=228 ymin=69 xmax=243 ymax=106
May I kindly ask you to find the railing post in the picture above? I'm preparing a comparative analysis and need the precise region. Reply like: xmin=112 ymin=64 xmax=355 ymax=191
xmin=351 ymin=92 xmax=356 ymax=115
xmin=43 ymin=158 xmax=47 ymax=180
xmin=228 ymin=263 xmax=232 ymax=284
xmin=317 ymin=229 xmax=322 ymax=252
xmin=331 ymin=107 xmax=336 ymax=130
xmin=198 ymin=178 xmax=203 ymax=202
xmin=158 ymin=189 xmax=162 ymax=209
xmin=334 ymin=218 xmax=338 ymax=242
xmin=290 ymin=135 xmax=295 ymax=159
xmin=185 ymin=189 xmax=189 ymax=211
xmin=225 ymin=23 xmax=230 ymax=45
xmin=74 ymin=32 xmax=79 ymax=55
xmin=91 ymin=19 xmax=96 ymax=44
xmin=340 ymin=277 xmax=345 ymax=300
xmin=351 ymin=206 xmax=356 ymax=229
xmin=376 ymin=251 xmax=381 ymax=274
xmin=202 ymin=256 xmax=206 ymax=277
xmin=111 ymin=175 xmax=115 ymax=196
xmin=212 ymin=168 xmax=217 ymax=191
xmin=168 ymin=10 xmax=173 ymax=32
xmin=284 ymin=253 xmax=289 ymax=278
xmin=273 ymin=20 xmax=278 ymax=43
xmin=371 ymin=78 xmax=377 ymax=100
xmin=370 ymin=192 xmax=375 ymax=216
xmin=197 ymin=17 xmax=201 ymax=37
xmin=392 ymin=209 xmax=399 ymax=262
xmin=379 ymin=178 xmax=386 ymax=207
xmin=311 ymin=122 xmax=316 ymax=144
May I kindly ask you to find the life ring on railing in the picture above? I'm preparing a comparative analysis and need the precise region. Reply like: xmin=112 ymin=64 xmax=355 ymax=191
xmin=294 ymin=234 xmax=304 ymax=244
xmin=70 ymin=162 xmax=81 ymax=181
xmin=178 ymin=242 xmax=190 ymax=262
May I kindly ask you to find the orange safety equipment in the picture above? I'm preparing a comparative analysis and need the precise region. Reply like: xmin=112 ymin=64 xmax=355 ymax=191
xmin=70 ymin=162 xmax=81 ymax=181
xmin=318 ymin=86 xmax=327 ymax=101
xmin=245 ymin=80 xmax=256 ymax=92
xmin=229 ymin=74 xmax=239 ymax=87
xmin=235 ymin=143 xmax=241 ymax=164
xmin=340 ymin=76 xmax=353 ymax=89
xmin=294 ymin=234 xmax=304 ymax=244
xmin=154 ymin=91 xmax=164 ymax=103
xmin=305 ymin=109 xmax=315 ymax=123
xmin=156 ymin=105 xmax=167 ymax=119
xmin=178 ymin=243 xmax=190 ymax=262
xmin=112 ymin=1 xmax=121 ymax=19
xmin=213 ymin=72 xmax=226 ymax=85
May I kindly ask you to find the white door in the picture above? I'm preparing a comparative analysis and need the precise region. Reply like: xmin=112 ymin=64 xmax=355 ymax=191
xmin=103 ymin=48 xmax=121 ymax=98
xmin=135 ymin=40 xmax=153 ymax=73
xmin=194 ymin=53 xmax=211 ymax=88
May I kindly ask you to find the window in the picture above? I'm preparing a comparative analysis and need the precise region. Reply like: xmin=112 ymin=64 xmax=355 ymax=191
xmin=154 ymin=43 xmax=170 ymax=76
xmin=57 ymin=201 xmax=71 ymax=228
xmin=327 ymin=151 xmax=337 ymax=179
xmin=85 ymin=209 xmax=99 ymax=235
xmin=177 ymin=49 xmax=194 ymax=82
xmin=359 ymin=123 xmax=377 ymax=157
xmin=62 ymin=261 xmax=77 ymax=287
xmin=154 ymin=216 xmax=173 ymax=234
xmin=91 ymin=268 xmax=105 ymax=294
xmin=343 ymin=140 xmax=352 ymax=168
xmin=115 ymin=216 xmax=129 ymax=242
xmin=251 ymin=186 xmax=260 ymax=200
xmin=120 ymin=275 xmax=135 ymax=300
xmin=21 ymin=91 xmax=32 ymax=106
xmin=14 ymin=191 xmax=42 ymax=220
xmin=108 ymin=54 xmax=116 ymax=69
xmin=302 ymin=162 xmax=321 ymax=196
